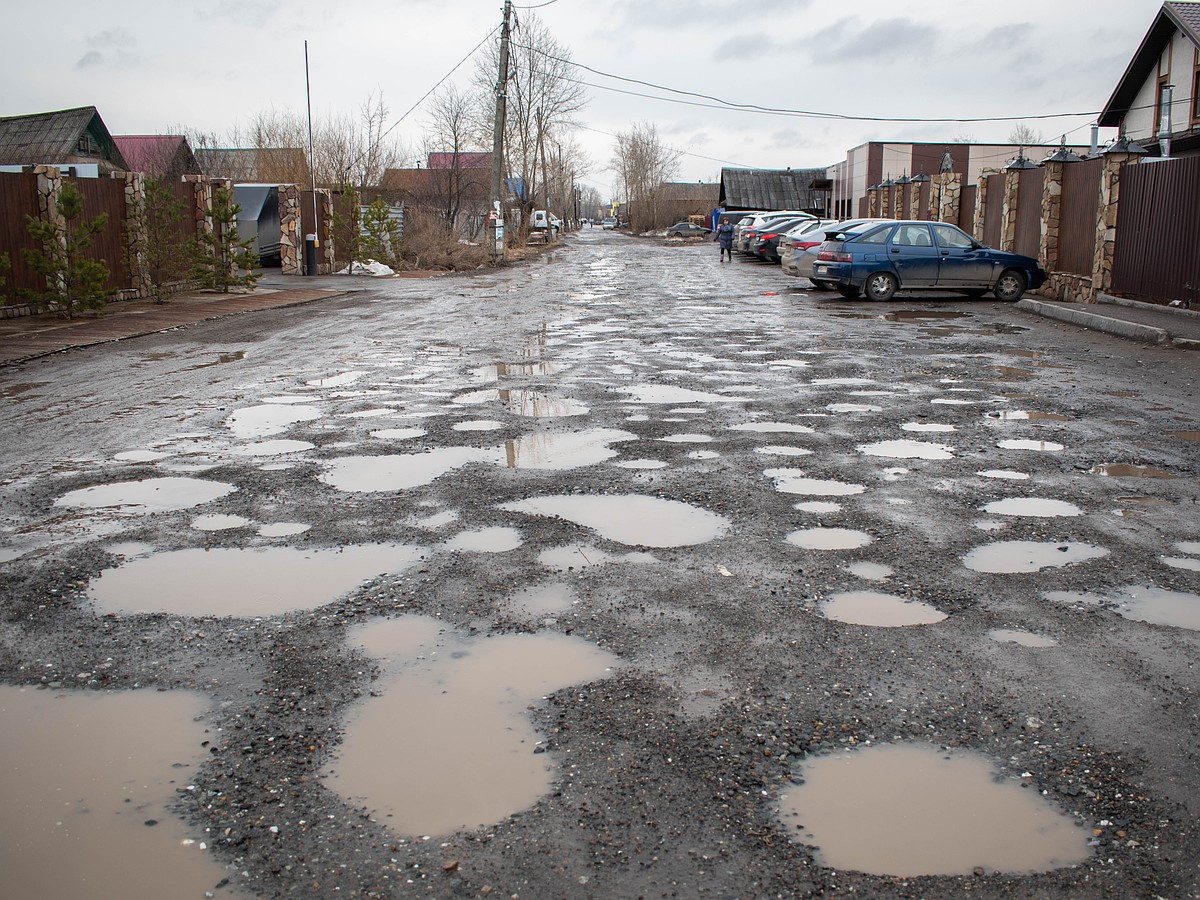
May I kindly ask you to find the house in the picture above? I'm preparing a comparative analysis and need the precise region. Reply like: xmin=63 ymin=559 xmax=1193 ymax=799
xmin=1099 ymin=1 xmax=1200 ymax=156
xmin=657 ymin=182 xmax=720 ymax=224
xmin=0 ymin=106 xmax=128 ymax=174
xmin=112 ymin=135 xmax=202 ymax=179
xmin=719 ymin=168 xmax=830 ymax=215
xmin=427 ymin=152 xmax=491 ymax=170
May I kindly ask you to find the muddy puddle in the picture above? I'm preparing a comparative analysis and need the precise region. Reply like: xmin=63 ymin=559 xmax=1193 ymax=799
xmin=1091 ymin=463 xmax=1175 ymax=479
xmin=444 ymin=527 xmax=523 ymax=553
xmin=88 ymin=544 xmax=426 ymax=615
xmin=986 ymin=410 xmax=1072 ymax=422
xmin=962 ymin=541 xmax=1109 ymax=574
xmin=902 ymin=422 xmax=955 ymax=433
xmin=501 ymin=494 xmax=729 ymax=547
xmin=977 ymin=469 xmax=1030 ymax=480
xmin=981 ymin=498 xmax=1082 ymax=517
xmin=778 ymin=743 xmax=1089 ymax=876
xmin=226 ymin=403 xmax=322 ymax=438
xmin=729 ymin=422 xmax=816 ymax=434
xmin=56 ymin=477 xmax=237 ymax=513
xmin=538 ymin=542 xmax=659 ymax=570
xmin=766 ymin=470 xmax=866 ymax=497
xmin=320 ymin=447 xmax=501 ymax=492
xmin=846 ymin=561 xmax=893 ymax=580
xmin=0 ymin=687 xmax=237 ymax=899
xmin=818 ymin=591 xmax=947 ymax=626
xmin=998 ymin=439 xmax=1065 ymax=452
xmin=510 ymin=582 xmax=576 ymax=615
xmin=620 ymin=385 xmax=746 ymax=404
xmin=325 ymin=618 xmax=618 ymax=836
xmin=786 ymin=528 xmax=873 ymax=550
xmin=1168 ymin=430 xmax=1200 ymax=442
xmin=991 ymin=365 xmax=1033 ymax=379
xmin=858 ymin=439 xmax=954 ymax=460
xmin=505 ymin=428 xmax=636 ymax=469
xmin=988 ymin=628 xmax=1058 ymax=647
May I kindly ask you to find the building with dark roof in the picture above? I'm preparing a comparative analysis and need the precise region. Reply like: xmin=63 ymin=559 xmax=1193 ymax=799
xmin=718 ymin=168 xmax=830 ymax=215
xmin=112 ymin=135 xmax=202 ymax=179
xmin=0 ymin=106 xmax=127 ymax=174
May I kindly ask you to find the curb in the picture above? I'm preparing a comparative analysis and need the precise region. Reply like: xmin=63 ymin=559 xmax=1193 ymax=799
xmin=1015 ymin=298 xmax=1170 ymax=345
xmin=1096 ymin=292 xmax=1200 ymax=320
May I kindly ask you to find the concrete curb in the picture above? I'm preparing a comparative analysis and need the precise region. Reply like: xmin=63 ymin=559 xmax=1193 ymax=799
xmin=1015 ymin=298 xmax=1170 ymax=345
xmin=1097 ymin=292 xmax=1200 ymax=320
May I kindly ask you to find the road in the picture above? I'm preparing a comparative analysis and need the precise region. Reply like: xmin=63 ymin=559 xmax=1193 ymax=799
xmin=1 ymin=228 xmax=1198 ymax=899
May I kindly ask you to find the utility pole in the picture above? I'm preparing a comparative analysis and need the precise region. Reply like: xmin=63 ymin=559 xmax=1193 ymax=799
xmin=488 ymin=0 xmax=512 ymax=262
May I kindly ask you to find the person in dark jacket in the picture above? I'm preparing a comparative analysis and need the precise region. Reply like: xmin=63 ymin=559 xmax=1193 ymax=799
xmin=715 ymin=217 xmax=734 ymax=261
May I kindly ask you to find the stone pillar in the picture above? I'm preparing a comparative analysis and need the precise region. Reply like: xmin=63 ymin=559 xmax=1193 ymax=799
xmin=31 ymin=166 xmax=65 ymax=297
xmin=1039 ymin=161 xmax=1064 ymax=275
xmin=932 ymin=173 xmax=961 ymax=224
xmin=1092 ymin=153 xmax=1140 ymax=299
xmin=973 ymin=169 xmax=995 ymax=242
xmin=879 ymin=187 xmax=890 ymax=219
xmin=867 ymin=189 xmax=878 ymax=217
xmin=121 ymin=172 xmax=151 ymax=298
xmin=908 ymin=184 xmax=922 ymax=219
xmin=278 ymin=184 xmax=302 ymax=275
xmin=317 ymin=188 xmax=335 ymax=274
xmin=1000 ymin=169 xmax=1020 ymax=252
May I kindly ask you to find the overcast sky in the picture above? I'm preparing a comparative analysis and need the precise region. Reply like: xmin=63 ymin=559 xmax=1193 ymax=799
xmin=0 ymin=0 xmax=1164 ymax=198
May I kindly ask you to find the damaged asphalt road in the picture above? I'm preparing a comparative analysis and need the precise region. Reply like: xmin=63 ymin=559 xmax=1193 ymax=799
xmin=1 ymin=227 xmax=1198 ymax=898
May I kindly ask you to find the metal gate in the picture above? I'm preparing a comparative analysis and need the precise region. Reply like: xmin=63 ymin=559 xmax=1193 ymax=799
xmin=1057 ymin=157 xmax=1102 ymax=276
xmin=1111 ymin=156 xmax=1200 ymax=305
xmin=1014 ymin=167 xmax=1044 ymax=259
xmin=73 ymin=176 xmax=128 ymax=292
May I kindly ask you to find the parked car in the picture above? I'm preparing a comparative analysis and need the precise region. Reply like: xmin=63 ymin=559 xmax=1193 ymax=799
xmin=736 ymin=210 xmax=816 ymax=253
xmin=791 ymin=218 xmax=888 ymax=287
xmin=666 ymin=221 xmax=712 ymax=238
xmin=601 ymin=217 xmax=618 ymax=229
xmin=812 ymin=220 xmax=1047 ymax=301
xmin=778 ymin=219 xmax=838 ymax=274
xmin=752 ymin=217 xmax=829 ymax=263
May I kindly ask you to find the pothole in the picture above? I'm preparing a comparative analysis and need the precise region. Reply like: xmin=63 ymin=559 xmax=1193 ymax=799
xmin=226 ymin=403 xmax=322 ymax=438
xmin=962 ymin=541 xmax=1108 ymax=573
xmin=729 ymin=422 xmax=816 ymax=434
xmin=501 ymin=495 xmax=729 ymax=547
xmin=55 ymin=477 xmax=237 ymax=513
xmin=988 ymin=629 xmax=1058 ymax=647
xmin=320 ymin=447 xmax=502 ymax=492
xmin=505 ymin=429 xmax=637 ymax=469
xmin=785 ymin=528 xmax=873 ymax=550
xmin=858 ymin=440 xmax=954 ymax=460
xmin=191 ymin=514 xmax=250 ymax=531
xmin=444 ymin=527 xmax=523 ymax=553
xmin=818 ymin=591 xmax=946 ymax=626
xmin=902 ymin=422 xmax=956 ymax=433
xmin=510 ymin=582 xmax=576 ymax=615
xmin=981 ymin=498 xmax=1082 ymax=517
xmin=232 ymin=439 xmax=315 ymax=456
xmin=977 ymin=470 xmax=1030 ymax=480
xmin=778 ymin=743 xmax=1090 ymax=876
xmin=845 ymin=561 xmax=893 ymax=580
xmin=985 ymin=411 xmax=1072 ymax=421
xmin=765 ymin=470 xmax=866 ymax=496
xmin=324 ymin=618 xmax=618 ymax=836
xmin=998 ymin=439 xmax=1065 ymax=452
xmin=1091 ymin=463 xmax=1175 ymax=479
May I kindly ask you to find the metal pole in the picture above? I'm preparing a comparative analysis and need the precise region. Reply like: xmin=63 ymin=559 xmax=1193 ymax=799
xmin=304 ymin=41 xmax=320 ymax=274
xmin=489 ymin=1 xmax=512 ymax=262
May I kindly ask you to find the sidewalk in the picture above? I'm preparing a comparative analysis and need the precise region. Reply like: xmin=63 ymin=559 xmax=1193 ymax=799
xmin=0 ymin=286 xmax=347 ymax=366
xmin=1016 ymin=293 xmax=1200 ymax=350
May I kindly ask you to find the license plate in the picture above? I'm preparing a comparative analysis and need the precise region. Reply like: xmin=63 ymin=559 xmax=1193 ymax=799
xmin=814 ymin=265 xmax=826 ymax=275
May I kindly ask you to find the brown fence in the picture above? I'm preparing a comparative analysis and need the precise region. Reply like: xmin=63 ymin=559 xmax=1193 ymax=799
xmin=1014 ymin=167 xmax=1044 ymax=259
xmin=1058 ymin=157 xmax=1102 ymax=276
xmin=982 ymin=173 xmax=1004 ymax=248
xmin=958 ymin=184 xmax=976 ymax=232
xmin=74 ymin=177 xmax=128 ymax=292
xmin=1111 ymin=155 xmax=1200 ymax=306
xmin=0 ymin=171 xmax=43 ymax=304
xmin=170 ymin=180 xmax=198 ymax=241
xmin=918 ymin=181 xmax=931 ymax=220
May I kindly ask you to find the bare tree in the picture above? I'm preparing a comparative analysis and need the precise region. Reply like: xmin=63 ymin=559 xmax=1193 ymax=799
xmin=611 ymin=122 xmax=681 ymax=232
xmin=1007 ymin=123 xmax=1045 ymax=147
xmin=424 ymin=85 xmax=487 ymax=230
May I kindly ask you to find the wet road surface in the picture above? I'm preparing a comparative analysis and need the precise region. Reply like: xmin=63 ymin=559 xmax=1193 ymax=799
xmin=1 ymin=228 xmax=1199 ymax=898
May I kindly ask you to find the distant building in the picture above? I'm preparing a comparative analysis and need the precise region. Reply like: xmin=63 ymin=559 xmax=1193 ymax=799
xmin=719 ymin=168 xmax=830 ymax=215
xmin=195 ymin=148 xmax=308 ymax=184
xmin=112 ymin=135 xmax=202 ymax=179
xmin=0 ymin=106 xmax=128 ymax=174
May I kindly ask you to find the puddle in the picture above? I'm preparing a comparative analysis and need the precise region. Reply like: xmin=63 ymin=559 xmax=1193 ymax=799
xmin=511 ymin=582 xmax=576 ymax=615
xmin=813 ymin=378 xmax=875 ymax=386
xmin=413 ymin=509 xmax=460 ymax=530
xmin=1112 ymin=586 xmax=1200 ymax=630
xmin=371 ymin=428 xmax=426 ymax=441
xmin=858 ymin=440 xmax=954 ymax=460
xmin=902 ymin=422 xmax=955 ymax=433
xmin=454 ymin=389 xmax=588 ymax=417
xmin=226 ymin=404 xmax=322 ymax=438
xmin=962 ymin=541 xmax=1109 ymax=573
xmin=755 ymin=446 xmax=813 ymax=457
xmin=660 ymin=433 xmax=712 ymax=443
xmin=325 ymin=619 xmax=618 ymax=836
xmin=826 ymin=403 xmax=883 ymax=413
xmin=538 ymin=543 xmax=658 ymax=570
xmin=977 ymin=469 xmax=1030 ymax=480
xmin=778 ymin=743 xmax=1089 ymax=876
xmin=501 ymin=495 xmax=729 ymax=547
xmin=320 ymin=447 xmax=501 ymax=492
xmin=191 ymin=514 xmax=250 ymax=531
xmin=613 ymin=459 xmax=668 ymax=469
xmin=621 ymin=385 xmax=747 ymax=404
xmin=258 ymin=522 xmax=310 ymax=537
xmin=232 ymin=439 xmax=314 ymax=456
xmin=1091 ymin=464 xmax=1175 ymax=479
xmin=819 ymin=591 xmax=947 ymax=626
xmin=846 ymin=561 xmax=893 ymax=580
xmin=885 ymin=309 xmax=969 ymax=321
xmin=766 ymin=470 xmax=866 ymax=497
xmin=988 ymin=629 xmax=1058 ymax=647
xmin=986 ymin=410 xmax=1072 ymax=422
xmin=342 ymin=408 xmax=396 ymax=419
xmin=688 ymin=450 xmax=721 ymax=460
xmin=729 ymin=422 xmax=816 ymax=434
xmin=88 ymin=544 xmax=426 ymax=615
xmin=982 ymin=498 xmax=1082 ymax=518
xmin=0 ymin=687 xmax=237 ymax=899
xmin=998 ymin=439 xmax=1065 ymax=452
xmin=114 ymin=449 xmax=168 ymax=462
xmin=931 ymin=398 xmax=976 ymax=405
xmin=453 ymin=420 xmax=505 ymax=431
xmin=472 ymin=361 xmax=556 ymax=381
xmin=505 ymin=429 xmax=636 ymax=469
xmin=991 ymin=366 xmax=1033 ymax=379
xmin=0 ymin=547 xmax=32 ymax=563
xmin=1168 ymin=430 xmax=1200 ymax=442
xmin=786 ymin=528 xmax=873 ymax=550
xmin=444 ymin=527 xmax=523 ymax=553
xmin=1175 ymin=541 xmax=1200 ymax=555
xmin=56 ymin=477 xmax=237 ymax=513
xmin=307 ymin=371 xmax=365 ymax=387
xmin=794 ymin=501 xmax=842 ymax=513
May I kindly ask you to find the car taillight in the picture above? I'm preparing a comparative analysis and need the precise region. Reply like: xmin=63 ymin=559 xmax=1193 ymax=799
xmin=818 ymin=250 xmax=852 ymax=262
xmin=763 ymin=233 xmax=780 ymax=240
xmin=796 ymin=240 xmax=821 ymax=250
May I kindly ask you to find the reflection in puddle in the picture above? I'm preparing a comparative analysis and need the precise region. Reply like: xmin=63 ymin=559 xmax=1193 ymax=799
xmin=786 ymin=528 xmax=873 ymax=550
xmin=371 ymin=428 xmax=426 ymax=441
xmin=621 ymin=385 xmax=747 ymax=404
xmin=191 ymin=514 xmax=250 ymax=531
xmin=819 ymin=591 xmax=946 ymax=626
xmin=226 ymin=404 xmax=322 ymax=438
xmin=56 ymin=477 xmax=237 ymax=513
xmin=858 ymin=439 xmax=954 ymax=460
xmin=729 ymin=422 xmax=816 ymax=434
xmin=320 ymin=447 xmax=501 ymax=492
xmin=779 ymin=743 xmax=1089 ymax=876
xmin=506 ymin=429 xmax=636 ymax=469
xmin=0 ymin=687 xmax=237 ymax=900
xmin=998 ymin=439 xmax=1065 ymax=452
xmin=538 ymin=543 xmax=658 ymax=570
xmin=1091 ymin=463 xmax=1175 ymax=479
xmin=454 ymin=390 xmax=588 ymax=417
xmin=846 ymin=561 xmax=893 ymax=580
xmin=766 ymin=470 xmax=866 ymax=496
xmin=502 ymin=495 xmax=729 ymax=547
xmin=982 ymin=498 xmax=1082 ymax=517
xmin=326 ymin=619 xmax=618 ymax=836
xmin=962 ymin=541 xmax=1108 ymax=573
xmin=444 ymin=527 xmax=523 ymax=553
xmin=986 ymin=410 xmax=1072 ymax=421
xmin=88 ymin=544 xmax=426 ymax=615
xmin=988 ymin=628 xmax=1058 ymax=647
xmin=977 ymin=469 xmax=1030 ymax=480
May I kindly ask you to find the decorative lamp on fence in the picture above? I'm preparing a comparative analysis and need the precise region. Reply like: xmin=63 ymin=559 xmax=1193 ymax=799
xmin=1103 ymin=135 xmax=1148 ymax=156
xmin=1043 ymin=139 xmax=1084 ymax=164
xmin=1005 ymin=151 xmax=1038 ymax=170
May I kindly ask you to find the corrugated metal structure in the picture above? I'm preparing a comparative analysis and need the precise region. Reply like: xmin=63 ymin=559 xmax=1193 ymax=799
xmin=719 ymin=168 xmax=829 ymax=213
xmin=1111 ymin=155 xmax=1200 ymax=305
xmin=1057 ymin=158 xmax=1102 ymax=275
xmin=1014 ymin=168 xmax=1045 ymax=258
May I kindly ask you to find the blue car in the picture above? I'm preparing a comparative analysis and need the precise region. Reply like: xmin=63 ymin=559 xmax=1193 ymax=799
xmin=811 ymin=220 xmax=1046 ymax=302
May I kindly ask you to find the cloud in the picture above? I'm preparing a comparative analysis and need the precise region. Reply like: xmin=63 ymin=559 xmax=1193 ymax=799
xmin=75 ymin=29 xmax=139 ymax=69
xmin=811 ymin=17 xmax=930 ymax=63
xmin=714 ymin=33 xmax=779 ymax=61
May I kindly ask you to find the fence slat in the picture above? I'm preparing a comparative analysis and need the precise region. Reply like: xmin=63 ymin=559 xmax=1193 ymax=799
xmin=1112 ymin=156 xmax=1200 ymax=305
xmin=0 ymin=171 xmax=44 ymax=303
xmin=73 ymin=176 xmax=128 ymax=292
xmin=1014 ymin=168 xmax=1044 ymax=259
xmin=1057 ymin=158 xmax=1102 ymax=276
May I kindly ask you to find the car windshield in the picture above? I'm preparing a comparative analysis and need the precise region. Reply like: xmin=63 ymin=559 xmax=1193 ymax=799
xmin=825 ymin=222 xmax=889 ymax=243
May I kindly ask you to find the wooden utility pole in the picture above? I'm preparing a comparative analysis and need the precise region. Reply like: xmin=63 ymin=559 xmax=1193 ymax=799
xmin=488 ymin=1 xmax=512 ymax=262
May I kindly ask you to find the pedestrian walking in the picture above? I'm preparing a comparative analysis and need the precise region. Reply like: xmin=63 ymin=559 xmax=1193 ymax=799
xmin=715 ymin=217 xmax=734 ymax=262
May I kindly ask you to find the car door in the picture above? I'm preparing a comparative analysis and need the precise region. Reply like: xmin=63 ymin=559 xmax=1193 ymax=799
xmin=932 ymin=224 xmax=997 ymax=286
xmin=887 ymin=224 xmax=939 ymax=287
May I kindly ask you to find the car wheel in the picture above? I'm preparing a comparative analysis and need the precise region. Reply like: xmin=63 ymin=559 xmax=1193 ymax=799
xmin=837 ymin=285 xmax=861 ymax=300
xmin=670 ymin=231 xmax=682 ymax=237
xmin=810 ymin=279 xmax=834 ymax=291
xmin=994 ymin=269 xmax=1027 ymax=302
xmin=864 ymin=271 xmax=898 ymax=301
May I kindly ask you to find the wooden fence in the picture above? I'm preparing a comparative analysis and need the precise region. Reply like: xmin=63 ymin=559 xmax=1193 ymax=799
xmin=1057 ymin=157 xmax=1102 ymax=276
xmin=75 ymin=176 xmax=129 ymax=293
xmin=0 ymin=172 xmax=43 ymax=303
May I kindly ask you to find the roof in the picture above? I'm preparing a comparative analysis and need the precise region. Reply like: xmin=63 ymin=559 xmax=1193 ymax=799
xmin=718 ymin=168 xmax=830 ymax=211
xmin=112 ymin=135 xmax=198 ymax=176
xmin=1099 ymin=2 xmax=1200 ymax=127
xmin=0 ymin=106 xmax=128 ymax=169
xmin=659 ymin=182 xmax=720 ymax=204
xmin=427 ymin=151 xmax=491 ymax=169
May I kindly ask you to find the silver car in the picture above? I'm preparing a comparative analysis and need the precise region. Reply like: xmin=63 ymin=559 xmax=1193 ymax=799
xmin=793 ymin=218 xmax=889 ymax=287
xmin=735 ymin=210 xmax=815 ymax=253
xmin=779 ymin=219 xmax=837 ymax=275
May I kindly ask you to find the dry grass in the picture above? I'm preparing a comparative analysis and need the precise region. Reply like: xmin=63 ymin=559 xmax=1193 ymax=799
xmin=396 ymin=212 xmax=490 ymax=272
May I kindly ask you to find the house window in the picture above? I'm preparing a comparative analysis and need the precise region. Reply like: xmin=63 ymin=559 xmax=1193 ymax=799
xmin=77 ymin=135 xmax=91 ymax=153
xmin=1193 ymin=50 xmax=1200 ymax=123
xmin=1155 ymin=75 xmax=1171 ymax=135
